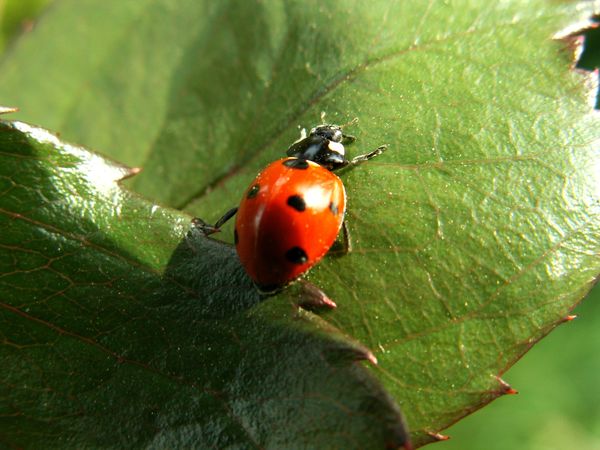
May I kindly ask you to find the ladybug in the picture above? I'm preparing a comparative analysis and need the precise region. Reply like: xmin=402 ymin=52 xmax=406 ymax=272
xmin=193 ymin=123 xmax=386 ymax=302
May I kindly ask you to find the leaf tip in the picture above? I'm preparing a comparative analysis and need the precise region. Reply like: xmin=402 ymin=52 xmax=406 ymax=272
xmin=366 ymin=350 xmax=378 ymax=366
xmin=426 ymin=431 xmax=450 ymax=442
xmin=562 ymin=314 xmax=578 ymax=323
xmin=495 ymin=376 xmax=518 ymax=396
xmin=0 ymin=106 xmax=19 ymax=115
xmin=295 ymin=280 xmax=337 ymax=310
xmin=321 ymin=296 xmax=338 ymax=309
xmin=346 ymin=346 xmax=379 ymax=365
xmin=320 ymin=338 xmax=378 ymax=366
xmin=118 ymin=166 xmax=143 ymax=181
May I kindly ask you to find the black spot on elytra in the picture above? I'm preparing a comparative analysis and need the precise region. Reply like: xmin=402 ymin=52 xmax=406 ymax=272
xmin=247 ymin=184 xmax=260 ymax=199
xmin=283 ymin=159 xmax=309 ymax=169
xmin=285 ymin=246 xmax=308 ymax=264
xmin=329 ymin=201 xmax=338 ymax=216
xmin=234 ymin=228 xmax=239 ymax=245
xmin=287 ymin=195 xmax=306 ymax=212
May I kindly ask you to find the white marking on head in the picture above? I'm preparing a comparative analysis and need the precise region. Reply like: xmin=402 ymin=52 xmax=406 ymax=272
xmin=292 ymin=128 xmax=308 ymax=145
xmin=328 ymin=141 xmax=345 ymax=155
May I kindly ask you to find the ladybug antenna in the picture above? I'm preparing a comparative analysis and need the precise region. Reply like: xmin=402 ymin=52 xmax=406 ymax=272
xmin=340 ymin=117 xmax=359 ymax=129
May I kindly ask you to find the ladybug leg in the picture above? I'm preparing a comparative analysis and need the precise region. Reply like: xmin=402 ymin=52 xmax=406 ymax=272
xmin=341 ymin=133 xmax=356 ymax=145
xmin=214 ymin=207 xmax=238 ymax=228
xmin=192 ymin=207 xmax=238 ymax=236
xmin=295 ymin=280 xmax=337 ymax=309
xmin=341 ymin=221 xmax=352 ymax=254
xmin=348 ymin=144 xmax=387 ymax=166
xmin=328 ymin=221 xmax=352 ymax=256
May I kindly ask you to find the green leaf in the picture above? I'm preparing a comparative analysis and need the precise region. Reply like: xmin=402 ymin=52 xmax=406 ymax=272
xmin=0 ymin=120 xmax=409 ymax=449
xmin=0 ymin=0 xmax=599 ymax=448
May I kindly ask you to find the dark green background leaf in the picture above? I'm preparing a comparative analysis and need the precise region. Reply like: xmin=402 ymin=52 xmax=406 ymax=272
xmin=0 ymin=0 xmax=599 ymax=448
xmin=0 ymin=121 xmax=408 ymax=449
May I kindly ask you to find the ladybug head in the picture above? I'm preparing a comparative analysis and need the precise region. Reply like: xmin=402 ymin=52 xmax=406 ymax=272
xmin=286 ymin=124 xmax=355 ymax=171
xmin=310 ymin=124 xmax=344 ymax=143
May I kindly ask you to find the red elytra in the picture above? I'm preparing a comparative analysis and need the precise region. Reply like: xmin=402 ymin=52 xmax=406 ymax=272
xmin=234 ymin=157 xmax=346 ymax=290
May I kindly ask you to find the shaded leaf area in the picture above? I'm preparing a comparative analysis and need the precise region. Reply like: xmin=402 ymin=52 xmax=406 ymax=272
xmin=0 ymin=0 xmax=599 ymax=447
xmin=0 ymin=121 xmax=409 ymax=449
